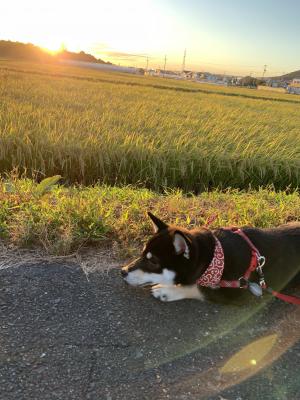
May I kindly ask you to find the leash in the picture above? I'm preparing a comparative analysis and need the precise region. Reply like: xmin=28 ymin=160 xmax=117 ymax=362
xmin=266 ymin=288 xmax=300 ymax=305
xmin=197 ymin=226 xmax=300 ymax=305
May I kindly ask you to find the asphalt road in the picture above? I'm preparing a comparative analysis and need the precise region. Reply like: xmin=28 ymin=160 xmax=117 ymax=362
xmin=0 ymin=260 xmax=299 ymax=400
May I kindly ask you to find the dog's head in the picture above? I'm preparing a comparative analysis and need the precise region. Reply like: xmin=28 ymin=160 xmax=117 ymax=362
xmin=121 ymin=212 xmax=200 ymax=287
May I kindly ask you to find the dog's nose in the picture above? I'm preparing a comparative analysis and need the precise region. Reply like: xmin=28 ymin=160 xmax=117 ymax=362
xmin=121 ymin=269 xmax=128 ymax=278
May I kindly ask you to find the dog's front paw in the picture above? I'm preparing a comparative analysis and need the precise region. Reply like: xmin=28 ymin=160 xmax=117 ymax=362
xmin=151 ymin=284 xmax=182 ymax=302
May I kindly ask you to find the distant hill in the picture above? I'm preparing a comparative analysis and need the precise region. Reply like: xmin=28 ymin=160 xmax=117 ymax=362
xmin=0 ymin=40 xmax=52 ymax=62
xmin=55 ymin=49 xmax=111 ymax=65
xmin=272 ymin=70 xmax=300 ymax=81
xmin=0 ymin=40 xmax=110 ymax=65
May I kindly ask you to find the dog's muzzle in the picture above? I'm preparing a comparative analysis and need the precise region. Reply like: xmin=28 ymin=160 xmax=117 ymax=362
xmin=121 ymin=269 xmax=128 ymax=278
xmin=121 ymin=257 xmax=156 ymax=286
xmin=121 ymin=258 xmax=141 ymax=277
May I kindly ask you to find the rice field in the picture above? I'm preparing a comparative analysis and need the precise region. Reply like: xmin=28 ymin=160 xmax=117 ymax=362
xmin=1 ymin=60 xmax=300 ymax=192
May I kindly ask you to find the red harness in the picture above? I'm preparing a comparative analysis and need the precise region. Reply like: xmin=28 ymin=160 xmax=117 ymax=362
xmin=196 ymin=228 xmax=300 ymax=305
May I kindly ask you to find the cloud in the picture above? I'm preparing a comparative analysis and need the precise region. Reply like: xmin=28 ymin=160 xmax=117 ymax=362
xmin=101 ymin=51 xmax=149 ymax=63
xmin=105 ymin=51 xmax=148 ymax=58
xmin=91 ymin=43 xmax=149 ymax=62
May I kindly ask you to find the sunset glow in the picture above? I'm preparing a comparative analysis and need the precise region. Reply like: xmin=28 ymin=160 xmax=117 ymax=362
xmin=1 ymin=0 xmax=300 ymax=75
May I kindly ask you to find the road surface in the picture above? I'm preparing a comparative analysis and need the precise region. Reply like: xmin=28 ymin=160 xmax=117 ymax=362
xmin=1 ymin=260 xmax=299 ymax=399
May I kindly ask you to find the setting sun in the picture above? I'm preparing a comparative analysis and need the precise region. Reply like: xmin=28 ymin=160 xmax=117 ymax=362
xmin=40 ymin=41 xmax=65 ymax=55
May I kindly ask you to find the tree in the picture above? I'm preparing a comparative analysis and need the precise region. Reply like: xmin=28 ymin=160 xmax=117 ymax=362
xmin=239 ymin=76 xmax=258 ymax=88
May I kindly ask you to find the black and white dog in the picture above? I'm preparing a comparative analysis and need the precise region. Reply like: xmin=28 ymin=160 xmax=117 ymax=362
xmin=121 ymin=212 xmax=300 ymax=303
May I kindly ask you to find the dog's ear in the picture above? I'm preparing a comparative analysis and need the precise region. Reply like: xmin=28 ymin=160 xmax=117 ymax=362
xmin=147 ymin=212 xmax=168 ymax=233
xmin=173 ymin=231 xmax=191 ymax=259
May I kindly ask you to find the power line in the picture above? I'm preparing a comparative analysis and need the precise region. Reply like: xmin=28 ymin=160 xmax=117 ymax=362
xmin=104 ymin=48 xmax=295 ymax=76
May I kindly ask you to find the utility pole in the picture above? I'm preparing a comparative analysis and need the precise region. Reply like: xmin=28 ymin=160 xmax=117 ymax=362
xmin=163 ymin=54 xmax=167 ymax=77
xmin=182 ymin=48 xmax=186 ymax=73
xmin=146 ymin=56 xmax=149 ymax=71
xmin=262 ymin=64 xmax=267 ymax=79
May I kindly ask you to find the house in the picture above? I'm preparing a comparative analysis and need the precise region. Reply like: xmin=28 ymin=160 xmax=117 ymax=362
xmin=154 ymin=69 xmax=182 ymax=79
xmin=192 ymin=72 xmax=206 ymax=80
xmin=266 ymin=79 xmax=280 ymax=88
xmin=182 ymin=70 xmax=193 ymax=79
xmin=266 ymin=79 xmax=288 ymax=89
xmin=206 ymin=73 xmax=218 ymax=82
xmin=287 ymin=78 xmax=300 ymax=95
xmin=144 ymin=69 xmax=156 ymax=76
xmin=292 ymin=78 xmax=300 ymax=84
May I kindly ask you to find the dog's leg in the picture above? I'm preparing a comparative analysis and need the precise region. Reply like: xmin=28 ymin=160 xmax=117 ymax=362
xmin=151 ymin=284 xmax=203 ymax=302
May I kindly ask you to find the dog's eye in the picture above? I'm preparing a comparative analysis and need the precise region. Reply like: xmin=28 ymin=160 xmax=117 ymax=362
xmin=143 ymin=252 xmax=161 ymax=270
xmin=144 ymin=252 xmax=157 ymax=263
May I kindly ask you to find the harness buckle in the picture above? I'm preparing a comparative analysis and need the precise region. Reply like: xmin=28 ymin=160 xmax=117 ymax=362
xmin=256 ymin=255 xmax=266 ymax=288
xmin=259 ymin=278 xmax=266 ymax=288
xmin=257 ymin=255 xmax=266 ymax=268
xmin=238 ymin=277 xmax=248 ymax=288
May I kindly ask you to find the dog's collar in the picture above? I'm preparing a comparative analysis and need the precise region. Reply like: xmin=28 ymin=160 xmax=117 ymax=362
xmin=196 ymin=235 xmax=224 ymax=288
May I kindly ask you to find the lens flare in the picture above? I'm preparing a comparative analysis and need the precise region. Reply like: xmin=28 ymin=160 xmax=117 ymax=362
xmin=220 ymin=334 xmax=277 ymax=374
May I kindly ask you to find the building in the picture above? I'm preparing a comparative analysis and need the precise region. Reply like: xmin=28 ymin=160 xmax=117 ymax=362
xmin=292 ymin=78 xmax=300 ymax=84
xmin=144 ymin=69 xmax=156 ymax=76
xmin=287 ymin=78 xmax=300 ymax=95
xmin=181 ymin=70 xmax=193 ymax=79
xmin=192 ymin=72 xmax=204 ymax=80
xmin=154 ymin=69 xmax=182 ymax=79
xmin=266 ymin=79 xmax=288 ymax=89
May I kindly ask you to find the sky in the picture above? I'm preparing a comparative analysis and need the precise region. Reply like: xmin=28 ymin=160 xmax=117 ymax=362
xmin=1 ymin=0 xmax=299 ymax=76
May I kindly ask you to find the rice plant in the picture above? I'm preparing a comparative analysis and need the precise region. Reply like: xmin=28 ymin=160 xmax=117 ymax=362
xmin=1 ymin=60 xmax=300 ymax=192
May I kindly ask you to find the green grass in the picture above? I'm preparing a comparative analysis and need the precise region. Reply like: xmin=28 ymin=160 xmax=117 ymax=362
xmin=1 ymin=60 xmax=300 ymax=192
xmin=1 ymin=177 xmax=300 ymax=255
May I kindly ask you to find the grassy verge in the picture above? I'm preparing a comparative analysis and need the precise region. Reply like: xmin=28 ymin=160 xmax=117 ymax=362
xmin=1 ymin=177 xmax=300 ymax=256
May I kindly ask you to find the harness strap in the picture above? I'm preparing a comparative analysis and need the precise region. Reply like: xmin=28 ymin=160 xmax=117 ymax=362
xmin=219 ymin=229 xmax=259 ymax=288
xmin=234 ymin=229 xmax=261 ymax=255
xmin=197 ymin=226 xmax=300 ymax=305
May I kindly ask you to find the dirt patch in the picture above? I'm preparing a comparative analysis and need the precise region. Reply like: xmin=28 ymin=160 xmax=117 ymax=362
xmin=0 ymin=240 xmax=122 ymax=275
